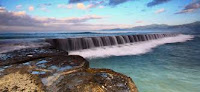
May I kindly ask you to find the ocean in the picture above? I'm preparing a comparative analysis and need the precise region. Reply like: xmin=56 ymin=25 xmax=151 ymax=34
xmin=0 ymin=31 xmax=200 ymax=92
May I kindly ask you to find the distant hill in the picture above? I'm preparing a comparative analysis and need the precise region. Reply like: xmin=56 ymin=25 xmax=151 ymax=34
xmin=169 ymin=21 xmax=200 ymax=32
xmin=104 ymin=21 xmax=200 ymax=33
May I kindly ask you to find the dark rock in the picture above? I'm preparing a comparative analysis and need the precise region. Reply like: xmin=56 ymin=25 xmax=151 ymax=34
xmin=0 ymin=47 xmax=68 ymax=66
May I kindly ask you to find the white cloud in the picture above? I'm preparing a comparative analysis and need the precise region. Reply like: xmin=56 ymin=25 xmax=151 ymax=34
xmin=136 ymin=21 xmax=144 ymax=23
xmin=155 ymin=8 xmax=165 ymax=14
xmin=16 ymin=5 xmax=22 ymax=9
xmin=58 ymin=4 xmax=73 ymax=9
xmin=99 ymin=6 xmax=104 ymax=9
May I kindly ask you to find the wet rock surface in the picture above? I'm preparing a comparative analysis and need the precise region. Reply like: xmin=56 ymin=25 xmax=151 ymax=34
xmin=0 ymin=47 xmax=68 ymax=66
xmin=0 ymin=48 xmax=138 ymax=92
xmin=49 ymin=68 xmax=138 ymax=92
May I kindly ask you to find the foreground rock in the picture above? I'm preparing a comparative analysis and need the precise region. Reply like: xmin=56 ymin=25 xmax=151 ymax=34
xmin=0 ymin=70 xmax=44 ymax=92
xmin=0 ymin=48 xmax=138 ymax=92
xmin=49 ymin=68 xmax=137 ymax=92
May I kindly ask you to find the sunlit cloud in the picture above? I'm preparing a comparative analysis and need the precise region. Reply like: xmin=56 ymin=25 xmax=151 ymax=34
xmin=155 ymin=8 xmax=165 ymax=14
xmin=77 ymin=3 xmax=86 ymax=9
xmin=13 ymin=11 xmax=26 ymax=16
xmin=29 ymin=6 xmax=34 ymax=11
xmin=58 ymin=3 xmax=101 ymax=10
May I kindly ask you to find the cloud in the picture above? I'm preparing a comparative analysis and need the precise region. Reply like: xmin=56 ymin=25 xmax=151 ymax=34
xmin=0 ymin=9 xmax=103 ymax=26
xmin=16 ymin=5 xmax=22 ymax=9
xmin=69 ymin=0 xmax=89 ymax=3
xmin=99 ymin=5 xmax=104 ymax=8
xmin=0 ymin=9 xmax=41 ymax=26
xmin=0 ymin=23 xmax=131 ymax=32
xmin=0 ymin=7 xmax=6 ymax=12
xmin=87 ymin=1 xmax=104 ymax=9
xmin=109 ymin=0 xmax=131 ymax=6
xmin=77 ymin=3 xmax=86 ymax=9
xmin=37 ymin=3 xmax=52 ymax=12
xmin=58 ymin=2 xmax=102 ymax=10
xmin=147 ymin=0 xmax=171 ymax=7
xmin=13 ymin=11 xmax=26 ymax=16
xmin=155 ymin=8 xmax=165 ymax=14
xmin=36 ymin=15 xmax=103 ymax=23
xmin=69 ymin=0 xmax=132 ymax=6
xmin=0 ymin=8 xmax=112 ymax=31
xmin=29 ymin=6 xmax=34 ymax=11
xmin=58 ymin=4 xmax=73 ymax=9
xmin=175 ymin=1 xmax=200 ymax=14
xmin=135 ymin=21 xmax=144 ymax=23
xmin=38 ymin=3 xmax=52 ymax=12
xmin=39 ymin=3 xmax=52 ymax=7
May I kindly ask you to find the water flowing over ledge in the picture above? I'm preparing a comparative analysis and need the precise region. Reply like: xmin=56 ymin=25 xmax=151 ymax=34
xmin=69 ymin=34 xmax=194 ymax=58
xmin=46 ymin=34 xmax=178 ymax=51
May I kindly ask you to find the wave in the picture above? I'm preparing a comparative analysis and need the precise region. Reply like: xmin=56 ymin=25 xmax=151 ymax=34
xmin=0 ymin=39 xmax=50 ymax=53
xmin=69 ymin=34 xmax=194 ymax=59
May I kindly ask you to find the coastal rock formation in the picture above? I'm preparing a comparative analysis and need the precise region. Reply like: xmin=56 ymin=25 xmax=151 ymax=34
xmin=0 ymin=47 xmax=68 ymax=66
xmin=49 ymin=68 xmax=138 ymax=92
xmin=0 ymin=48 xmax=138 ymax=92
xmin=0 ymin=69 xmax=45 ymax=92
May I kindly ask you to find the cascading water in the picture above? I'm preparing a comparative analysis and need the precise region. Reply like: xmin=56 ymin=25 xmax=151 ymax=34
xmin=46 ymin=34 xmax=177 ymax=51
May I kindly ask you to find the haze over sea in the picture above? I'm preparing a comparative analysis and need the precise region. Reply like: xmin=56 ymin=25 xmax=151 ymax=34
xmin=0 ymin=30 xmax=200 ymax=92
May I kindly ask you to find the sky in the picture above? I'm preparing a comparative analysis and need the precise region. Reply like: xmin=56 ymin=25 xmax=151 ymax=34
xmin=0 ymin=0 xmax=200 ymax=32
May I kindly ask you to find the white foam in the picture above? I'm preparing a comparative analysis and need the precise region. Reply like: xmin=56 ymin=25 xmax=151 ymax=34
xmin=0 ymin=41 xmax=50 ymax=53
xmin=69 ymin=34 xmax=194 ymax=59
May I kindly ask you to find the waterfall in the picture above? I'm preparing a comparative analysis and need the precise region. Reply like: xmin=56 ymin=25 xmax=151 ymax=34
xmin=46 ymin=34 xmax=178 ymax=51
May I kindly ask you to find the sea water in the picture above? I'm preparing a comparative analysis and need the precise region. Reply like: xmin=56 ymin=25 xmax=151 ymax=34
xmin=0 ymin=32 xmax=200 ymax=92
xmin=87 ymin=34 xmax=200 ymax=92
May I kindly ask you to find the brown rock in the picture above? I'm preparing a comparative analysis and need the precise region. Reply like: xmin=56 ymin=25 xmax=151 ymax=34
xmin=0 ymin=69 xmax=45 ymax=92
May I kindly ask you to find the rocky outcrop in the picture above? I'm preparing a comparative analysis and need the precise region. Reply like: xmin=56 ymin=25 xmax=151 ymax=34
xmin=0 ymin=70 xmax=45 ymax=92
xmin=0 ymin=47 xmax=68 ymax=66
xmin=49 ymin=68 xmax=138 ymax=92
xmin=0 ymin=48 xmax=138 ymax=92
